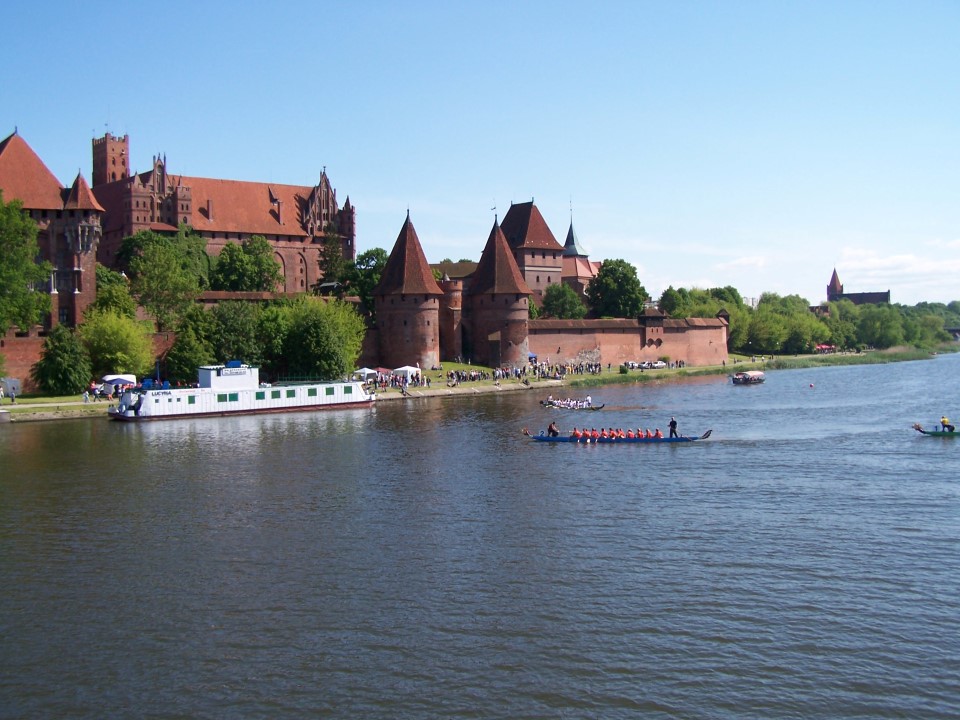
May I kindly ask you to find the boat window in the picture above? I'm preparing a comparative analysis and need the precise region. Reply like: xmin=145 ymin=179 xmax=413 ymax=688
xmin=229 ymin=393 xmax=238 ymax=402
xmin=256 ymin=391 xmax=265 ymax=400
xmin=271 ymin=390 xmax=281 ymax=399
xmin=188 ymin=396 xmax=196 ymax=405
xmin=308 ymin=388 xmax=318 ymax=397
xmin=217 ymin=394 xmax=228 ymax=403
xmin=325 ymin=387 xmax=335 ymax=396
xmin=344 ymin=386 xmax=352 ymax=394
xmin=286 ymin=389 xmax=296 ymax=398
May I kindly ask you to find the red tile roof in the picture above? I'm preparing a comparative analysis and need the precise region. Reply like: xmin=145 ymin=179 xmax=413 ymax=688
xmin=376 ymin=214 xmax=443 ymax=296
xmin=500 ymin=201 xmax=563 ymax=251
xmin=63 ymin=173 xmax=104 ymax=212
xmin=0 ymin=132 xmax=64 ymax=209
xmin=468 ymin=222 xmax=533 ymax=295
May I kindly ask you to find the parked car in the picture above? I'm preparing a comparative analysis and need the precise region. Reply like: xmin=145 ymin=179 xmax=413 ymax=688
xmin=650 ymin=361 xmax=667 ymax=369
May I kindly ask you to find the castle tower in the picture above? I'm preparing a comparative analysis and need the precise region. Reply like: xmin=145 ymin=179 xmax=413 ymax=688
xmin=59 ymin=173 xmax=104 ymax=326
xmin=92 ymin=133 xmax=129 ymax=187
xmin=827 ymin=268 xmax=844 ymax=302
xmin=464 ymin=221 xmax=532 ymax=367
xmin=373 ymin=212 xmax=444 ymax=369
xmin=499 ymin=200 xmax=564 ymax=301
xmin=439 ymin=274 xmax=463 ymax=361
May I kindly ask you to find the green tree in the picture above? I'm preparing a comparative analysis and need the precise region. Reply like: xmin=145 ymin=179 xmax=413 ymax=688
xmin=0 ymin=193 xmax=53 ymax=332
xmin=89 ymin=264 xmax=137 ymax=318
xmin=129 ymin=242 xmax=202 ymax=331
xmin=79 ymin=310 xmax=155 ymax=379
xmin=542 ymin=283 xmax=587 ymax=319
xmin=658 ymin=286 xmax=683 ymax=315
xmin=256 ymin=300 xmax=295 ymax=378
xmin=164 ymin=324 xmax=214 ymax=383
xmin=30 ymin=325 xmax=92 ymax=395
xmin=821 ymin=299 xmax=861 ymax=349
xmin=586 ymin=259 xmax=649 ymax=318
xmin=316 ymin=225 xmax=348 ymax=294
xmin=209 ymin=236 xmax=283 ymax=291
xmin=282 ymin=297 xmax=365 ymax=379
xmin=343 ymin=247 xmax=388 ymax=315
xmin=117 ymin=225 xmax=210 ymax=286
xmin=857 ymin=304 xmax=904 ymax=349
xmin=210 ymin=301 xmax=264 ymax=366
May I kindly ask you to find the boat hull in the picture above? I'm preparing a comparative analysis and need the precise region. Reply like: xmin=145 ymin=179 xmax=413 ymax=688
xmin=108 ymin=398 xmax=374 ymax=422
xmin=913 ymin=424 xmax=958 ymax=437
xmin=108 ymin=379 xmax=375 ymax=421
xmin=540 ymin=401 xmax=605 ymax=411
xmin=526 ymin=430 xmax=712 ymax=443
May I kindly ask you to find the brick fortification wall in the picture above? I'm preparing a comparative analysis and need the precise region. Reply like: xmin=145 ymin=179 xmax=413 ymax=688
xmin=1 ymin=330 xmax=177 ymax=394
xmin=1 ymin=332 xmax=46 ymax=393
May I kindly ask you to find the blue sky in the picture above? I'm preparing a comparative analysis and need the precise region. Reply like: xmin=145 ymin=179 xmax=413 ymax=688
xmin=4 ymin=1 xmax=958 ymax=305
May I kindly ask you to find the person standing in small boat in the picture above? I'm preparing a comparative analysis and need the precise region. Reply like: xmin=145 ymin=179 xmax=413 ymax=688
xmin=668 ymin=417 xmax=678 ymax=438
xmin=547 ymin=421 xmax=560 ymax=437
xmin=942 ymin=415 xmax=955 ymax=432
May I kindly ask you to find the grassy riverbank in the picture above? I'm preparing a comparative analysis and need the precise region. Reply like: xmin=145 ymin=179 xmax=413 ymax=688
xmin=2 ymin=344 xmax=954 ymax=423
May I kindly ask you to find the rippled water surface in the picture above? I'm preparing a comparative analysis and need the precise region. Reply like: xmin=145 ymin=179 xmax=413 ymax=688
xmin=2 ymin=354 xmax=960 ymax=718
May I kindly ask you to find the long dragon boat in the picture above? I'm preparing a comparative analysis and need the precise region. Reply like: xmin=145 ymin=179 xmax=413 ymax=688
xmin=524 ymin=429 xmax=712 ymax=443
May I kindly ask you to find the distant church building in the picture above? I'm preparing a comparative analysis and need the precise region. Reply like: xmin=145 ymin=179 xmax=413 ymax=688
xmin=90 ymin=133 xmax=355 ymax=293
xmin=827 ymin=269 xmax=890 ymax=305
xmin=0 ymin=131 xmax=102 ymax=328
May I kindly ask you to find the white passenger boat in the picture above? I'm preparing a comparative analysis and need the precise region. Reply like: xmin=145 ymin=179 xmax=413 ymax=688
xmin=731 ymin=370 xmax=765 ymax=385
xmin=108 ymin=363 xmax=374 ymax=421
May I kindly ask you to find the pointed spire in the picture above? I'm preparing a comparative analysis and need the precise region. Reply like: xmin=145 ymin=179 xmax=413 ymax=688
xmin=468 ymin=221 xmax=532 ymax=296
xmin=375 ymin=213 xmax=443 ymax=296
xmin=63 ymin=172 xmax=105 ymax=211
xmin=563 ymin=220 xmax=587 ymax=257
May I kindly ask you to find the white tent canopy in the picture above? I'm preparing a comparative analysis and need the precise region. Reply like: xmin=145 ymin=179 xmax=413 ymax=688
xmin=392 ymin=366 xmax=421 ymax=380
xmin=353 ymin=367 xmax=378 ymax=380
xmin=102 ymin=374 xmax=137 ymax=386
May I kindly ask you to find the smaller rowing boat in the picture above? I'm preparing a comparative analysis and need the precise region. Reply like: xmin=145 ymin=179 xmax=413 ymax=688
xmin=913 ymin=423 xmax=958 ymax=437
xmin=524 ymin=428 xmax=712 ymax=443
xmin=732 ymin=370 xmax=765 ymax=385
xmin=540 ymin=400 xmax=605 ymax=411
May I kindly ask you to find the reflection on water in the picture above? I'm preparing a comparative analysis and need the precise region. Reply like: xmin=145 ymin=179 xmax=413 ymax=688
xmin=2 ymin=354 xmax=960 ymax=717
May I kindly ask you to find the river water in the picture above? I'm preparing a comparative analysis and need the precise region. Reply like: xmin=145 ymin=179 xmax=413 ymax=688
xmin=2 ymin=354 xmax=959 ymax=719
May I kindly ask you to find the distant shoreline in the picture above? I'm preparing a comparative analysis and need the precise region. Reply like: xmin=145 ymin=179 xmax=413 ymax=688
xmin=1 ymin=347 xmax=951 ymax=424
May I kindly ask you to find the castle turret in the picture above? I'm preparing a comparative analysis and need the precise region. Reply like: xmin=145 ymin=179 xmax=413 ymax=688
xmin=373 ymin=213 xmax=444 ymax=369
xmin=464 ymin=221 xmax=532 ymax=367
xmin=439 ymin=273 xmax=463 ymax=361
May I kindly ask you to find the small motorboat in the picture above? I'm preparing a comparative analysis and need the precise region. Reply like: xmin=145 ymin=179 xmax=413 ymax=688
xmin=732 ymin=370 xmax=765 ymax=385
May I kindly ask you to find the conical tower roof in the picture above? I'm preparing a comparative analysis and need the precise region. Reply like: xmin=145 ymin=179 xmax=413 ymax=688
xmin=375 ymin=212 xmax=443 ymax=296
xmin=468 ymin=221 xmax=532 ymax=296
xmin=828 ymin=268 xmax=843 ymax=294
xmin=563 ymin=220 xmax=588 ymax=256
xmin=63 ymin=172 xmax=104 ymax=211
